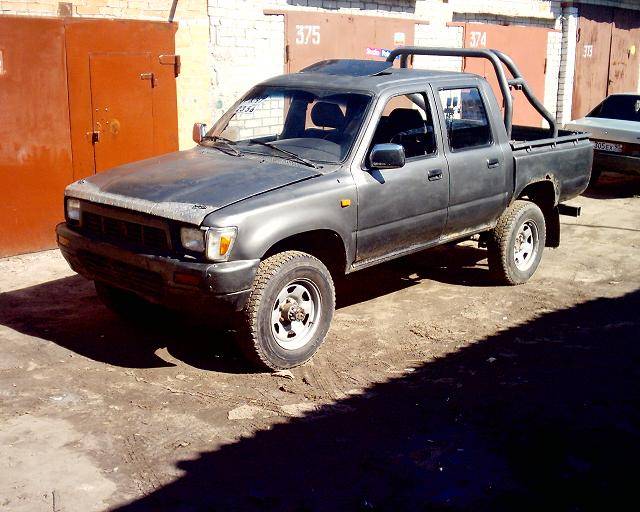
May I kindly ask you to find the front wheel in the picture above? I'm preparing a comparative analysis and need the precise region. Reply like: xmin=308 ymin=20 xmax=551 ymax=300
xmin=487 ymin=200 xmax=546 ymax=285
xmin=238 ymin=251 xmax=335 ymax=370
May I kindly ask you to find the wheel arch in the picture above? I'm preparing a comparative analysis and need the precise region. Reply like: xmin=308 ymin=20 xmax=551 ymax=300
xmin=517 ymin=179 xmax=560 ymax=248
xmin=262 ymin=229 xmax=349 ymax=279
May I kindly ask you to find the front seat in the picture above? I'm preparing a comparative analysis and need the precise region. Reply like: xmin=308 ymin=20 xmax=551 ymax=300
xmin=304 ymin=102 xmax=345 ymax=142
xmin=387 ymin=108 xmax=428 ymax=158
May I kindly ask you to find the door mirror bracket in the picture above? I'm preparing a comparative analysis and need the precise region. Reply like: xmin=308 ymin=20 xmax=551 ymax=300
xmin=193 ymin=122 xmax=207 ymax=144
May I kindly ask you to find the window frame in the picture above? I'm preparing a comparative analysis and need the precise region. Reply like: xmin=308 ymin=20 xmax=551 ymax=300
xmin=437 ymin=85 xmax=494 ymax=154
xmin=365 ymin=91 xmax=441 ymax=166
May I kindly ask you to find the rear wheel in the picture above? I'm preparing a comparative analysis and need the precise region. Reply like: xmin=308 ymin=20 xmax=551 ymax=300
xmin=238 ymin=251 xmax=335 ymax=370
xmin=488 ymin=200 xmax=546 ymax=285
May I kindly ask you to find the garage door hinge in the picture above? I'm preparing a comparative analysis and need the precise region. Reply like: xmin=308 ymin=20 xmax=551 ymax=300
xmin=159 ymin=54 xmax=181 ymax=77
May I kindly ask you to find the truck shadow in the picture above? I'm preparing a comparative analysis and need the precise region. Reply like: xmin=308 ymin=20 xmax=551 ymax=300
xmin=582 ymin=172 xmax=640 ymax=199
xmin=110 ymin=290 xmax=640 ymax=511
xmin=0 ymin=244 xmax=494 ymax=373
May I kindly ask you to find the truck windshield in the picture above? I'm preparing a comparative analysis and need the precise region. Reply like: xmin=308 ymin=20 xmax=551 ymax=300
xmin=588 ymin=95 xmax=640 ymax=122
xmin=207 ymin=86 xmax=372 ymax=164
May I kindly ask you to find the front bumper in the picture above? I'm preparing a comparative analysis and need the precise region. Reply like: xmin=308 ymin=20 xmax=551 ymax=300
xmin=594 ymin=151 xmax=640 ymax=176
xmin=56 ymin=223 xmax=259 ymax=312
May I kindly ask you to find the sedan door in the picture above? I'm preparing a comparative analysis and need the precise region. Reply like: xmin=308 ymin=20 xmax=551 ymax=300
xmin=354 ymin=90 xmax=450 ymax=263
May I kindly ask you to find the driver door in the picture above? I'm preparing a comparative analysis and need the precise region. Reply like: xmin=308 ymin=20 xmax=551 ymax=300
xmin=355 ymin=91 xmax=450 ymax=263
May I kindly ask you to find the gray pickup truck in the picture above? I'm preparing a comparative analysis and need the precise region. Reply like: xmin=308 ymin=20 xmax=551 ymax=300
xmin=57 ymin=47 xmax=592 ymax=369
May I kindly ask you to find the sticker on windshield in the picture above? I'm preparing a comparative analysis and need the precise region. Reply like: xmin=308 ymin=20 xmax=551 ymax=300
xmin=235 ymin=96 xmax=268 ymax=116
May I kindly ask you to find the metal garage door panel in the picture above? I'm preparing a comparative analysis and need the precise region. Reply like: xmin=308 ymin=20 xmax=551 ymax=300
xmin=65 ymin=19 xmax=178 ymax=181
xmin=286 ymin=12 xmax=414 ymax=72
xmin=463 ymin=23 xmax=553 ymax=127
xmin=90 ymin=53 xmax=155 ymax=172
xmin=572 ymin=6 xmax=614 ymax=119
xmin=0 ymin=17 xmax=73 ymax=256
xmin=608 ymin=8 xmax=640 ymax=95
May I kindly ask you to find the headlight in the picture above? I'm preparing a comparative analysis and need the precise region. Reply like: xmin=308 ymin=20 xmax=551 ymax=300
xmin=205 ymin=227 xmax=237 ymax=262
xmin=66 ymin=198 xmax=81 ymax=222
xmin=180 ymin=227 xmax=206 ymax=252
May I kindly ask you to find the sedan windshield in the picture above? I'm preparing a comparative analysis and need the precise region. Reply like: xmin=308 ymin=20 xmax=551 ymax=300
xmin=206 ymin=86 xmax=372 ymax=164
xmin=588 ymin=95 xmax=640 ymax=122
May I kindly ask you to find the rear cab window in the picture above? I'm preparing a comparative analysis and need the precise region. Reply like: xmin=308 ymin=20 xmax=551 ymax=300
xmin=438 ymin=87 xmax=493 ymax=151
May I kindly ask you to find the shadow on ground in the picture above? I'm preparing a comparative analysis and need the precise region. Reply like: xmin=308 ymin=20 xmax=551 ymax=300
xmin=582 ymin=172 xmax=640 ymax=200
xmin=104 ymin=290 xmax=639 ymax=511
xmin=0 ymin=244 xmax=489 ymax=372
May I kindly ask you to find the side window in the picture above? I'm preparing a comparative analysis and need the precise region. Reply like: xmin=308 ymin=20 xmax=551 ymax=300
xmin=439 ymin=87 xmax=492 ymax=151
xmin=370 ymin=93 xmax=437 ymax=159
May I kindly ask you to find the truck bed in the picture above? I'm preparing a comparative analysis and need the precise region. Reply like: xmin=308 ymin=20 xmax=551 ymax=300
xmin=510 ymin=126 xmax=593 ymax=204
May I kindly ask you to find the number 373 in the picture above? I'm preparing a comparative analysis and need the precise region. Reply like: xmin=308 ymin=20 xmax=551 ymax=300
xmin=295 ymin=25 xmax=320 ymax=45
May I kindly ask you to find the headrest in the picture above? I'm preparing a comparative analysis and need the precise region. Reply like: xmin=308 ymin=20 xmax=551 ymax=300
xmin=388 ymin=108 xmax=425 ymax=128
xmin=311 ymin=102 xmax=345 ymax=129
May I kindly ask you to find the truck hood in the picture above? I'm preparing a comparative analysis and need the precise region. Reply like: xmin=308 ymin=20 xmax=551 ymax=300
xmin=65 ymin=147 xmax=322 ymax=225
xmin=565 ymin=117 xmax=640 ymax=144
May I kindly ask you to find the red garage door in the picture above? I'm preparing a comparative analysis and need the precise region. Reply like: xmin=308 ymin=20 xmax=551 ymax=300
xmin=573 ymin=6 xmax=640 ymax=119
xmin=284 ymin=11 xmax=415 ymax=72
xmin=0 ymin=16 xmax=179 ymax=257
xmin=0 ymin=17 xmax=73 ymax=257
xmin=462 ymin=23 xmax=556 ymax=127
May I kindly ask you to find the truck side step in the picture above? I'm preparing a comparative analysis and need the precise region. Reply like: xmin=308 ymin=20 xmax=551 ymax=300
xmin=558 ymin=204 xmax=581 ymax=217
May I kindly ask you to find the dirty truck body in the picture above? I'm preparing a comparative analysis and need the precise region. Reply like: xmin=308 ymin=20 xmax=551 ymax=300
xmin=57 ymin=48 xmax=593 ymax=369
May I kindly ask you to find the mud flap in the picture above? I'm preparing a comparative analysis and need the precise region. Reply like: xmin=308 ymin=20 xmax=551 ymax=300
xmin=545 ymin=206 xmax=560 ymax=248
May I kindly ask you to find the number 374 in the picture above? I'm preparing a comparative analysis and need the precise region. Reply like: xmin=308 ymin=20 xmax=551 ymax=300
xmin=295 ymin=25 xmax=320 ymax=45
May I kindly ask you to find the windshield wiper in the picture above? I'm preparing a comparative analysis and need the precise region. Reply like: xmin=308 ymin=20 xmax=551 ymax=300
xmin=201 ymin=135 xmax=242 ymax=157
xmin=248 ymin=139 xmax=318 ymax=169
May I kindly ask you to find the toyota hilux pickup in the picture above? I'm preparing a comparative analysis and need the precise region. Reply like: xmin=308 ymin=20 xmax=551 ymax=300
xmin=56 ymin=47 xmax=593 ymax=370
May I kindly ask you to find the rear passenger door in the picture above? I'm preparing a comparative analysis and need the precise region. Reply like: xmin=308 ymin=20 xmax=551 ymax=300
xmin=355 ymin=90 xmax=450 ymax=262
xmin=436 ymin=84 xmax=510 ymax=236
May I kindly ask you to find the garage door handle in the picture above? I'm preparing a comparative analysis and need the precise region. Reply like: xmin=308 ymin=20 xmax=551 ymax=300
xmin=428 ymin=169 xmax=443 ymax=181
xmin=487 ymin=158 xmax=500 ymax=169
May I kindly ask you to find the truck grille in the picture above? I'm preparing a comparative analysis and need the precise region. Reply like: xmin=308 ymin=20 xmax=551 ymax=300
xmin=82 ymin=212 xmax=170 ymax=253
xmin=80 ymin=251 xmax=164 ymax=297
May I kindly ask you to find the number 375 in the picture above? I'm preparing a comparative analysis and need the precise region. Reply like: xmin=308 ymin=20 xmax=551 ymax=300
xmin=295 ymin=25 xmax=320 ymax=45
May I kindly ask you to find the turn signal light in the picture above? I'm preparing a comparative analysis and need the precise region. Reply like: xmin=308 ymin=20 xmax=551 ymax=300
xmin=174 ymin=272 xmax=202 ymax=287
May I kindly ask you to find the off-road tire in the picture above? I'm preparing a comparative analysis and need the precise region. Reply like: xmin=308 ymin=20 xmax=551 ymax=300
xmin=488 ymin=200 xmax=546 ymax=285
xmin=94 ymin=281 xmax=152 ymax=320
xmin=238 ymin=251 xmax=335 ymax=370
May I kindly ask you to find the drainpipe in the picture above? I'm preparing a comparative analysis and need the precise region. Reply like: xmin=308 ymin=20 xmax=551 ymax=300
xmin=169 ymin=0 xmax=178 ymax=23
xmin=556 ymin=1 xmax=579 ymax=126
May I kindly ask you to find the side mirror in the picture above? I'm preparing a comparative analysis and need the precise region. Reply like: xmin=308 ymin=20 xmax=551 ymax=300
xmin=192 ymin=122 xmax=207 ymax=144
xmin=369 ymin=143 xmax=405 ymax=170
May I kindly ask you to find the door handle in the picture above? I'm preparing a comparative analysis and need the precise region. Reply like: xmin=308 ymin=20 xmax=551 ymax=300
xmin=487 ymin=158 xmax=500 ymax=169
xmin=428 ymin=168 xmax=443 ymax=181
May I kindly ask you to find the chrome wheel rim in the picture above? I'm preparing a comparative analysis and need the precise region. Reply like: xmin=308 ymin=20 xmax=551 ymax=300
xmin=271 ymin=279 xmax=322 ymax=350
xmin=513 ymin=219 xmax=539 ymax=271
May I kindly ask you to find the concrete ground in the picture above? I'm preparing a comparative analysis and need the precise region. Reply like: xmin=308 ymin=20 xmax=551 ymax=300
xmin=1 ymin=174 xmax=639 ymax=511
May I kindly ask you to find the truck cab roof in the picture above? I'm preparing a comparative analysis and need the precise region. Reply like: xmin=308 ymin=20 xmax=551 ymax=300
xmin=262 ymin=59 xmax=481 ymax=94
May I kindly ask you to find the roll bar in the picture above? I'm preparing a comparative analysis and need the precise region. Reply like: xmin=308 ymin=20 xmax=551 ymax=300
xmin=385 ymin=46 xmax=558 ymax=138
